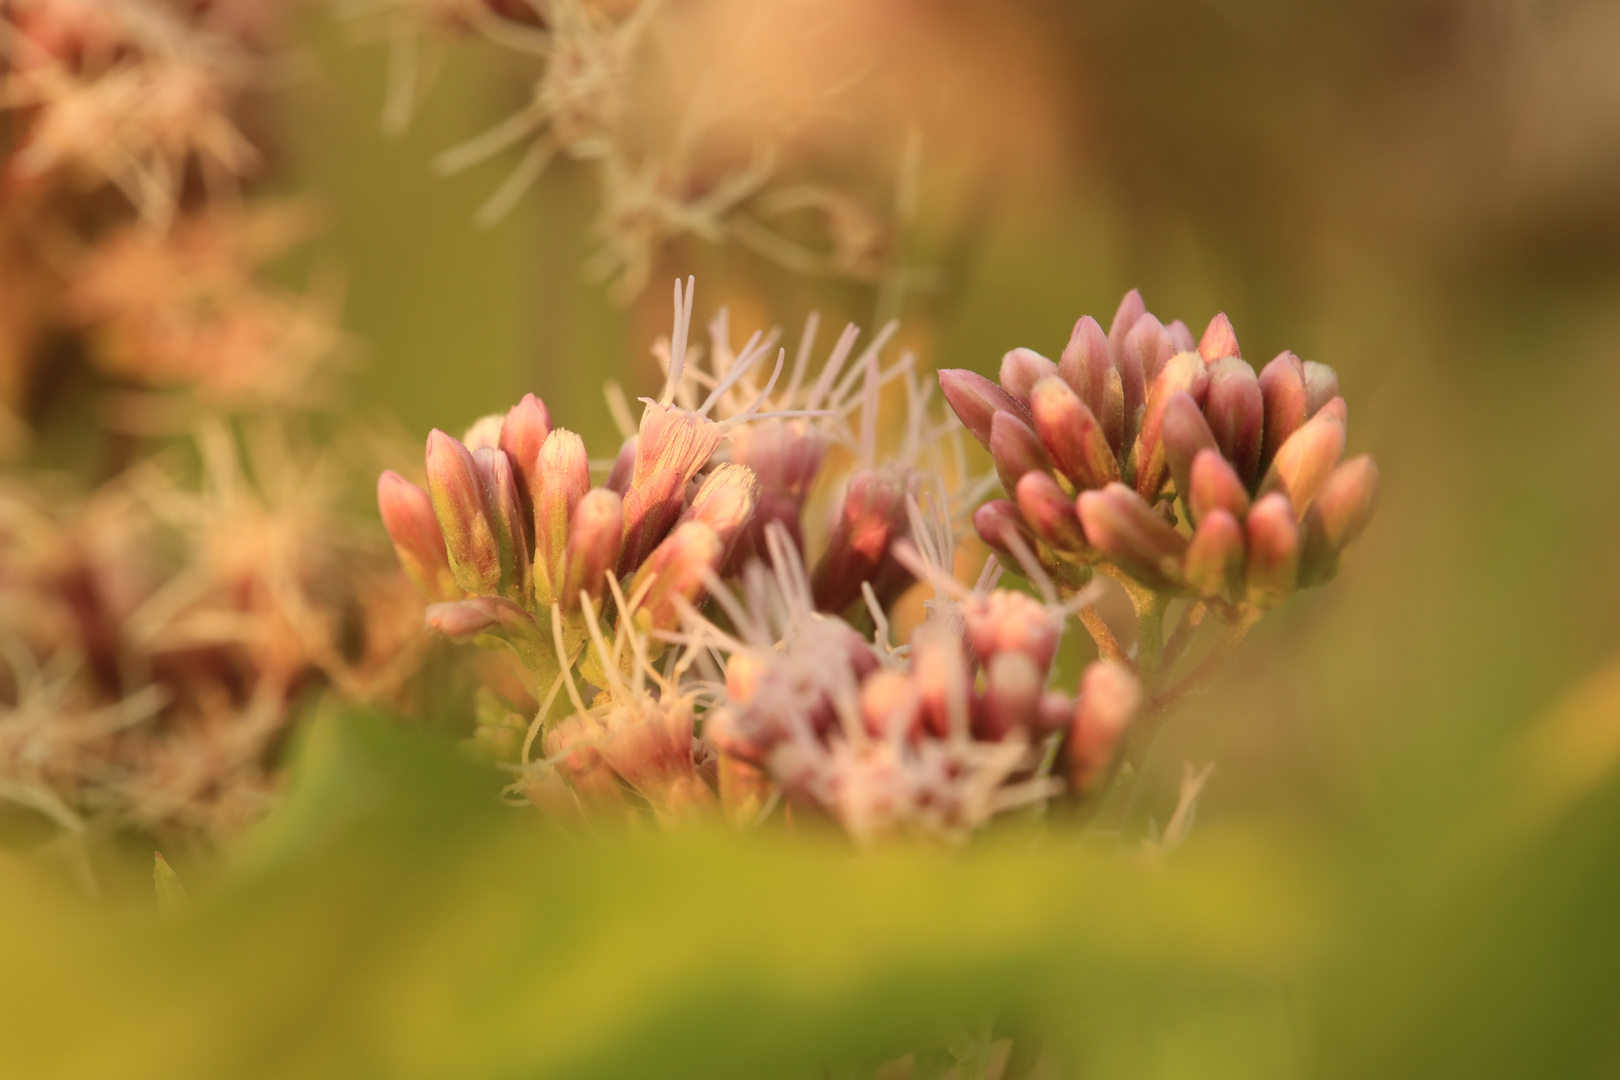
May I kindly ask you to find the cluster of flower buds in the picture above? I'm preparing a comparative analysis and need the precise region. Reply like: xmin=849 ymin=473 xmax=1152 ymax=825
xmin=940 ymin=290 xmax=1379 ymax=613
xmin=694 ymin=534 xmax=1143 ymax=843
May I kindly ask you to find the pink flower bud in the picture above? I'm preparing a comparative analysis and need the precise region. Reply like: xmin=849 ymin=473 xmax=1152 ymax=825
xmin=1160 ymin=391 xmax=1217 ymax=503
xmin=474 ymin=446 xmax=530 ymax=604
xmin=912 ymin=621 xmax=970 ymax=738
xmin=728 ymin=422 xmax=827 ymax=502
xmin=1204 ymin=357 xmax=1264 ymax=486
xmin=1316 ymin=395 xmax=1348 ymax=427
xmin=1303 ymin=361 xmax=1339 ymax=417
xmin=1183 ymin=508 xmax=1246 ymax=599
xmin=961 ymin=589 xmax=1061 ymax=672
xmin=1299 ymin=455 xmax=1379 ymax=586
xmin=1167 ymin=320 xmax=1197 ymax=353
xmin=1258 ymin=411 xmax=1346 ymax=518
xmin=811 ymin=468 xmax=908 ymax=615
xmin=1188 ymin=448 xmax=1252 ymax=524
xmin=939 ymin=368 xmax=1028 ymax=450
xmin=1121 ymin=313 xmax=1171 ymax=430
xmin=1077 ymin=483 xmax=1188 ymax=590
xmin=606 ymin=437 xmax=636 ymax=494
xmin=499 ymin=393 xmax=552 ymax=506
xmin=861 ymin=669 xmax=919 ymax=739
xmin=1258 ymin=351 xmax=1308 ymax=475
xmin=1132 ymin=353 xmax=1210 ymax=501
xmin=990 ymin=410 xmax=1052 ymax=494
xmin=1245 ymin=492 xmax=1300 ymax=608
xmin=425 ymin=429 xmax=501 ymax=596
xmin=1016 ymin=470 xmax=1087 ymax=553
xmin=972 ymin=499 xmax=1036 ymax=563
xmin=620 ymin=404 xmax=726 ymax=574
xmin=559 ymin=488 xmax=624 ymax=609
xmin=1069 ymin=661 xmax=1141 ymax=795
xmin=462 ymin=414 xmax=504 ymax=450
xmin=680 ymin=463 xmax=760 ymax=564
xmin=378 ymin=471 xmax=459 ymax=601
xmin=1057 ymin=315 xmax=1113 ymax=424
xmin=531 ymin=429 xmax=590 ymax=605
xmin=998 ymin=347 xmax=1058 ymax=407
xmin=1197 ymin=312 xmax=1241 ymax=362
xmin=1036 ymin=691 xmax=1074 ymax=738
xmin=425 ymin=596 xmax=535 ymax=641
xmin=1106 ymin=288 xmax=1147 ymax=361
xmin=978 ymin=651 xmax=1042 ymax=741
xmin=629 ymin=521 xmax=723 ymax=634
xmin=1029 ymin=375 xmax=1118 ymax=492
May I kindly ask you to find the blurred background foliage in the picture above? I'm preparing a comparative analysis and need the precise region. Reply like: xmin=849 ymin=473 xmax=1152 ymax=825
xmin=5 ymin=0 xmax=1620 ymax=1075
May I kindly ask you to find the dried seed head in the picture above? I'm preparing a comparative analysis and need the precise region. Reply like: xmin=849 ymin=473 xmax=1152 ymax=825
xmin=1204 ymin=357 xmax=1265 ymax=486
xmin=1245 ymin=492 xmax=1301 ymax=608
xmin=998 ymin=347 xmax=1058 ymax=406
xmin=1183 ymin=508 xmax=1247 ymax=600
xmin=938 ymin=368 xmax=1027 ymax=450
xmin=1076 ymin=482 xmax=1188 ymax=591
xmin=1068 ymin=660 xmax=1141 ymax=795
xmin=425 ymin=429 xmax=501 ymax=596
xmin=1029 ymin=375 xmax=1118 ymax=492
xmin=1188 ymin=448 xmax=1252 ymax=524
xmin=1197 ymin=312 xmax=1241 ymax=363
xmin=377 ymin=470 xmax=459 ymax=601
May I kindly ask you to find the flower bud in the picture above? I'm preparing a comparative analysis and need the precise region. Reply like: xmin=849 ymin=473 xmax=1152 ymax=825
xmin=606 ymin=437 xmax=636 ymax=494
xmin=425 ymin=596 xmax=535 ymax=641
xmin=1068 ymin=661 xmax=1141 ymax=795
xmin=912 ymin=621 xmax=969 ymax=738
xmin=1077 ymin=482 xmax=1188 ymax=590
xmin=1160 ymin=391 xmax=1217 ymax=503
xmin=532 ymin=429 xmax=590 ymax=605
xmin=1258 ymin=411 xmax=1346 ymax=518
xmin=1316 ymin=395 xmax=1348 ymax=428
xmin=1029 ymin=375 xmax=1118 ymax=491
xmin=1188 ymin=448 xmax=1252 ymax=524
xmin=499 ymin=393 xmax=552 ymax=508
xmin=1036 ymin=691 xmax=1074 ymax=738
xmin=462 ymin=413 xmax=505 ymax=451
xmin=979 ymin=650 xmax=1042 ymax=740
xmin=1299 ymin=455 xmax=1379 ymax=585
xmin=1258 ymin=351 xmax=1308 ymax=475
xmin=938 ymin=368 xmax=1027 ymax=450
xmin=1121 ymin=313 xmax=1171 ymax=430
xmin=1183 ymin=508 xmax=1246 ymax=599
xmin=961 ymin=589 xmax=1061 ymax=672
xmin=1197 ymin=312 xmax=1241 ymax=362
xmin=724 ymin=651 xmax=766 ymax=706
xmin=990 ymin=410 xmax=1051 ymax=494
xmin=861 ymin=669 xmax=919 ymax=739
xmin=426 ymin=429 xmax=501 ymax=596
xmin=1057 ymin=315 xmax=1112 ymax=426
xmin=811 ymin=468 xmax=908 ymax=615
xmin=378 ymin=471 xmax=459 ymax=601
xmin=474 ymin=446 xmax=529 ymax=604
xmin=1303 ymin=361 xmax=1339 ymax=417
xmin=1245 ymin=492 xmax=1300 ymax=608
xmin=620 ymin=404 xmax=726 ymax=574
xmin=559 ymin=488 xmax=624 ymax=609
xmin=1132 ymin=353 xmax=1210 ymax=501
xmin=1204 ymin=357 xmax=1264 ymax=486
xmin=998 ymin=347 xmax=1058 ymax=407
xmin=681 ymin=462 xmax=760 ymax=568
xmin=1167 ymin=320 xmax=1197 ymax=353
xmin=1106 ymin=288 xmax=1147 ymax=361
xmin=972 ymin=499 xmax=1036 ymax=563
xmin=1016 ymin=470 xmax=1087 ymax=553
xmin=629 ymin=521 xmax=723 ymax=634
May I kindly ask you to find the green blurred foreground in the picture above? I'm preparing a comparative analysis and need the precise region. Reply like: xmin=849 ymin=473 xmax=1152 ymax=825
xmin=4 ymin=669 xmax=1620 ymax=1080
